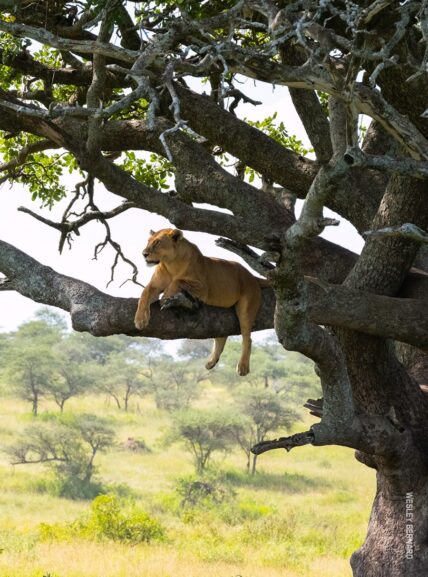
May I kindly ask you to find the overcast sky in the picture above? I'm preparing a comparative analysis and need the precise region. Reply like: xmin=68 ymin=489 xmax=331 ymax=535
xmin=0 ymin=80 xmax=364 ymax=332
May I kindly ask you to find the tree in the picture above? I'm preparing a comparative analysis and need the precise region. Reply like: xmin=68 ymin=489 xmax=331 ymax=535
xmin=98 ymin=350 xmax=151 ymax=411
xmin=1 ymin=318 xmax=62 ymax=415
xmin=0 ymin=2 xmax=428 ymax=574
xmin=151 ymin=357 xmax=206 ymax=411
xmin=50 ymin=333 xmax=99 ymax=412
xmin=234 ymin=386 xmax=298 ymax=474
xmin=0 ymin=314 xmax=98 ymax=413
xmin=7 ymin=413 xmax=115 ymax=498
xmin=171 ymin=408 xmax=242 ymax=473
xmin=177 ymin=339 xmax=213 ymax=361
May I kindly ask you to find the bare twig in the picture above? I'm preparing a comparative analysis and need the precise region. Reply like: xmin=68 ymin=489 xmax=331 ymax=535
xmin=215 ymin=237 xmax=273 ymax=275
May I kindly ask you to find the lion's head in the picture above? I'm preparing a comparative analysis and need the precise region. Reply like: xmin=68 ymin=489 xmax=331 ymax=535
xmin=142 ymin=228 xmax=183 ymax=266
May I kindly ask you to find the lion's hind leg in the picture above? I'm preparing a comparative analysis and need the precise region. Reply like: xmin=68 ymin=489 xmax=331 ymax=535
xmin=206 ymin=337 xmax=227 ymax=370
xmin=235 ymin=289 xmax=261 ymax=376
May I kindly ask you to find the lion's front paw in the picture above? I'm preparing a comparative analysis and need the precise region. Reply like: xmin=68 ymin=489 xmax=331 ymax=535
xmin=134 ymin=311 xmax=150 ymax=330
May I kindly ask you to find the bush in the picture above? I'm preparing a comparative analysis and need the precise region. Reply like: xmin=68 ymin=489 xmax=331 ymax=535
xmin=176 ymin=474 xmax=235 ymax=507
xmin=39 ymin=495 xmax=165 ymax=545
xmin=174 ymin=474 xmax=273 ymax=526
xmin=83 ymin=495 xmax=164 ymax=543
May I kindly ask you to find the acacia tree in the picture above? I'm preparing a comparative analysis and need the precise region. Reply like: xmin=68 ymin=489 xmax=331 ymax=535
xmin=1 ymin=318 xmax=62 ymax=415
xmin=0 ymin=1 xmax=427 ymax=575
xmin=234 ymin=386 xmax=298 ymax=474
xmin=8 ymin=414 xmax=115 ymax=498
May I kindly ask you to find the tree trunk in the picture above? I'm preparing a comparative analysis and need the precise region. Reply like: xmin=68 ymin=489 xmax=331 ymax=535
xmin=246 ymin=450 xmax=251 ymax=474
xmin=251 ymin=453 xmax=258 ymax=475
xmin=351 ymin=473 xmax=428 ymax=577
xmin=32 ymin=393 xmax=38 ymax=417
xmin=124 ymin=384 xmax=132 ymax=412
xmin=111 ymin=394 xmax=121 ymax=410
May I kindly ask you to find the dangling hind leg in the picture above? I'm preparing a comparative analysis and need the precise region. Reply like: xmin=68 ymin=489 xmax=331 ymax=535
xmin=235 ymin=291 xmax=261 ymax=376
xmin=206 ymin=337 xmax=227 ymax=370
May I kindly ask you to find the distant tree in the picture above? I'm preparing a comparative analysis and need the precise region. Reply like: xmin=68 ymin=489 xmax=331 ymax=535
xmin=99 ymin=350 xmax=151 ymax=411
xmin=177 ymin=340 xmax=213 ymax=361
xmin=72 ymin=333 xmax=128 ymax=366
xmin=213 ymin=338 xmax=320 ymax=403
xmin=8 ymin=414 xmax=115 ymax=498
xmin=33 ymin=307 xmax=68 ymax=332
xmin=152 ymin=358 xmax=206 ymax=411
xmin=235 ymin=387 xmax=299 ymax=475
xmin=50 ymin=333 xmax=99 ymax=412
xmin=172 ymin=409 xmax=241 ymax=473
xmin=1 ymin=318 xmax=62 ymax=415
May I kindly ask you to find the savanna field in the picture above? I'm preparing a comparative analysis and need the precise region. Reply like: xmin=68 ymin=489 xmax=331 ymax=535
xmin=0 ymin=396 xmax=375 ymax=577
xmin=0 ymin=324 xmax=375 ymax=577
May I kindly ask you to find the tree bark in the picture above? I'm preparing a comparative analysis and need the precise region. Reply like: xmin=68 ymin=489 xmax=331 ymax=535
xmin=337 ymin=176 xmax=428 ymax=576
xmin=351 ymin=477 xmax=428 ymax=577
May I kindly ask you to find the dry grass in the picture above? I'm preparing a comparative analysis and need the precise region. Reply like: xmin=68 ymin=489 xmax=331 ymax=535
xmin=0 ymin=394 xmax=375 ymax=577
xmin=0 ymin=541 xmax=351 ymax=577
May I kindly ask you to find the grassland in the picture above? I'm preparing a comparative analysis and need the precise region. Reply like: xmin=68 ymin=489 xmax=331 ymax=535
xmin=0 ymin=390 xmax=375 ymax=577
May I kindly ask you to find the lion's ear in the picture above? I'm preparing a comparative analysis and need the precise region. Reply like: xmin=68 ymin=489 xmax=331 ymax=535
xmin=149 ymin=229 xmax=156 ymax=236
xmin=172 ymin=229 xmax=183 ymax=242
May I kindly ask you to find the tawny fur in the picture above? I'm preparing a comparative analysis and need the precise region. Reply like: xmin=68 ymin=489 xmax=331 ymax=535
xmin=134 ymin=228 xmax=267 ymax=375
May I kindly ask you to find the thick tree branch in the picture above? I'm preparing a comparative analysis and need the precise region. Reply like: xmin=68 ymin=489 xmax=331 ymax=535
xmin=280 ymin=42 xmax=332 ymax=163
xmin=0 ymin=239 xmax=275 ymax=338
xmin=363 ymin=224 xmax=428 ymax=244
xmin=175 ymin=86 xmax=387 ymax=231
xmin=0 ymin=47 xmax=127 ymax=89
xmin=1 ymin=239 xmax=428 ymax=347
xmin=0 ymin=88 xmax=380 ymax=233
xmin=306 ymin=279 xmax=428 ymax=349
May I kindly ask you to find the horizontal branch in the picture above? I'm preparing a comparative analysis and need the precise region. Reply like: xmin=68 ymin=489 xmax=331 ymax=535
xmin=252 ymin=414 xmax=409 ymax=458
xmin=0 ymin=47 xmax=129 ymax=97
xmin=306 ymin=278 xmax=428 ymax=348
xmin=0 ymin=87 xmax=379 ymax=233
xmin=1 ymin=239 xmax=428 ymax=347
xmin=362 ymin=224 xmax=428 ymax=244
xmin=344 ymin=147 xmax=428 ymax=179
xmin=0 ymin=239 xmax=275 ymax=338
xmin=251 ymin=430 xmax=315 ymax=455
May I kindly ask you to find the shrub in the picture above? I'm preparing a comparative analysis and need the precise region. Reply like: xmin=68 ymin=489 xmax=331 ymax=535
xmin=39 ymin=495 xmax=165 ymax=545
xmin=176 ymin=474 xmax=234 ymax=508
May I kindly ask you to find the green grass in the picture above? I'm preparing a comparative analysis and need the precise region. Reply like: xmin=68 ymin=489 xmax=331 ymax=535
xmin=0 ymin=393 xmax=375 ymax=577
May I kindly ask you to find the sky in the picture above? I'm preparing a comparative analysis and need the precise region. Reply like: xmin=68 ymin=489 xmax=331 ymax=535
xmin=0 ymin=79 xmax=364 ymax=333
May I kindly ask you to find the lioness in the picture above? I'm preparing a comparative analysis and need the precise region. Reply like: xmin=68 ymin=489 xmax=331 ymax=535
xmin=134 ymin=228 xmax=267 ymax=375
